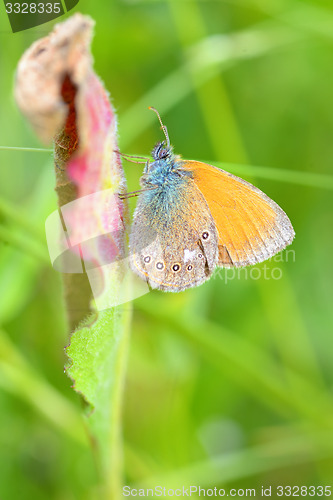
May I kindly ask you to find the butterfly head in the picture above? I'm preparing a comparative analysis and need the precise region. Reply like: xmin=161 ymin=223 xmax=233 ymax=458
xmin=149 ymin=107 xmax=175 ymax=162
xmin=151 ymin=141 xmax=173 ymax=161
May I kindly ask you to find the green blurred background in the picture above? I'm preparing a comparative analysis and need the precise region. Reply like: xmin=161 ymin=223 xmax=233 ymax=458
xmin=1 ymin=0 xmax=333 ymax=498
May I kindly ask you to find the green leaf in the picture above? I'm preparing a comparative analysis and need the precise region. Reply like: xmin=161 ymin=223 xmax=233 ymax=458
xmin=66 ymin=306 xmax=132 ymax=498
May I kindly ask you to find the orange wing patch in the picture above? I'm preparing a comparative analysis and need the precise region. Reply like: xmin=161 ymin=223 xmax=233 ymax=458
xmin=182 ymin=161 xmax=294 ymax=268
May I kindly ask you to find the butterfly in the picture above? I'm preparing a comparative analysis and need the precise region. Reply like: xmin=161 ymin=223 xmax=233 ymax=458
xmin=127 ymin=108 xmax=294 ymax=292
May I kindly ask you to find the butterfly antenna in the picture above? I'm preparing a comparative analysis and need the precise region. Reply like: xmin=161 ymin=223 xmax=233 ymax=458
xmin=149 ymin=107 xmax=170 ymax=148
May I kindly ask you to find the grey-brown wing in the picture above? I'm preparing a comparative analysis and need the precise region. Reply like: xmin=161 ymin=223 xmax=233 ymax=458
xmin=129 ymin=181 xmax=219 ymax=292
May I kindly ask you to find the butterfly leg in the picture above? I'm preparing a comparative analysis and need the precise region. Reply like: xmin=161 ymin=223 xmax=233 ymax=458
xmin=118 ymin=186 xmax=158 ymax=200
xmin=113 ymin=150 xmax=150 ymax=164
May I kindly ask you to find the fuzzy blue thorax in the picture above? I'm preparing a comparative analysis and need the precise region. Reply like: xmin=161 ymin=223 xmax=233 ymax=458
xmin=137 ymin=142 xmax=194 ymax=226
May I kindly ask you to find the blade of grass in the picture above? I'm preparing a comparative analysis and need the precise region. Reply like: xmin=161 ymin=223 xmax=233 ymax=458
xmin=0 ymin=167 xmax=58 ymax=324
xmin=217 ymin=162 xmax=333 ymax=190
xmin=135 ymin=427 xmax=333 ymax=489
xmin=136 ymin=299 xmax=333 ymax=428
xmin=0 ymin=146 xmax=53 ymax=153
xmin=168 ymin=0 xmax=248 ymax=163
xmin=0 ymin=328 xmax=87 ymax=446
xmin=119 ymin=19 xmax=306 ymax=150
xmin=0 ymin=223 xmax=49 ymax=264
xmin=0 ymin=194 xmax=45 ymax=241
xmin=258 ymin=0 xmax=333 ymax=42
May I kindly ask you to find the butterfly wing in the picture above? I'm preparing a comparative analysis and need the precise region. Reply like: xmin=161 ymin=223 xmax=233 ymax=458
xmin=129 ymin=179 xmax=219 ymax=291
xmin=181 ymin=161 xmax=295 ymax=268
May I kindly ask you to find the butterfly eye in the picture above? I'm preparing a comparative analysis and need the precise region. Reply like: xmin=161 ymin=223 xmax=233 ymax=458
xmin=172 ymin=263 xmax=181 ymax=272
xmin=156 ymin=262 xmax=164 ymax=270
xmin=187 ymin=265 xmax=193 ymax=271
xmin=144 ymin=256 xmax=151 ymax=263
xmin=202 ymin=231 xmax=209 ymax=240
xmin=152 ymin=141 xmax=170 ymax=160
xmin=159 ymin=149 xmax=168 ymax=159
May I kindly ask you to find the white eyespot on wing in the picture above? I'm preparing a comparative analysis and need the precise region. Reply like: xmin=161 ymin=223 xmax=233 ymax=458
xmin=184 ymin=249 xmax=197 ymax=263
